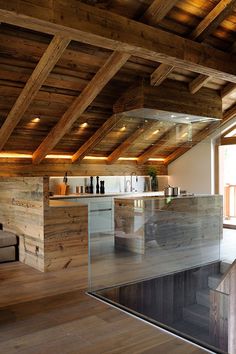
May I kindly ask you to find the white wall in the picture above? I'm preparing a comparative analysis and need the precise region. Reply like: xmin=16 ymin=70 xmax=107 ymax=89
xmin=168 ymin=140 xmax=213 ymax=194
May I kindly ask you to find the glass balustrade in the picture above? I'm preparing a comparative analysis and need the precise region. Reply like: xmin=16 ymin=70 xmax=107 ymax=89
xmin=87 ymin=194 xmax=236 ymax=354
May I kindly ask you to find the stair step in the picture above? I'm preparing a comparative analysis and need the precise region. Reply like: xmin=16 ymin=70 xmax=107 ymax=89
xmin=220 ymin=261 xmax=232 ymax=274
xmin=183 ymin=304 xmax=209 ymax=330
xmin=208 ymin=274 xmax=222 ymax=289
xmin=196 ymin=289 xmax=210 ymax=308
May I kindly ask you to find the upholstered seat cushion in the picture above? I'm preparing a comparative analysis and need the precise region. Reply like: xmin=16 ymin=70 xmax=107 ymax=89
xmin=0 ymin=230 xmax=17 ymax=248
xmin=0 ymin=246 xmax=15 ymax=262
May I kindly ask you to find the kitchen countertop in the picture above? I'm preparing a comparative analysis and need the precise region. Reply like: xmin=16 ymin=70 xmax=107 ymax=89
xmin=50 ymin=191 xmax=165 ymax=199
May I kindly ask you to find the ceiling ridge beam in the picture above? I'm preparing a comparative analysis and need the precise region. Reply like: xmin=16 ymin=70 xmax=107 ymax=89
xmin=0 ymin=34 xmax=70 ymax=150
xmin=0 ymin=1 xmax=235 ymax=82
xmin=32 ymin=51 xmax=130 ymax=164
xmin=72 ymin=114 xmax=123 ymax=163
xmin=107 ymin=121 xmax=156 ymax=164
xmin=164 ymin=103 xmax=236 ymax=165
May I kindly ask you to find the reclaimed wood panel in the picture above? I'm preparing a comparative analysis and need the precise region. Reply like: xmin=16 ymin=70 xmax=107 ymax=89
xmin=0 ymin=177 xmax=45 ymax=271
xmin=0 ymin=177 xmax=88 ymax=272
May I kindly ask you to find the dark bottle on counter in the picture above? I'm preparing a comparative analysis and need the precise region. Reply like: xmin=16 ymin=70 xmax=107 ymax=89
xmin=100 ymin=180 xmax=105 ymax=194
xmin=90 ymin=176 xmax=94 ymax=194
xmin=96 ymin=176 xmax=100 ymax=194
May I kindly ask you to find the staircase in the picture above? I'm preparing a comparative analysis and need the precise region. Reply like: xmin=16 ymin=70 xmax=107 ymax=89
xmin=175 ymin=261 xmax=231 ymax=344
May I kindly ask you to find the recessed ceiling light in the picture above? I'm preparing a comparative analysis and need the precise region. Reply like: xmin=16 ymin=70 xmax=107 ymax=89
xmin=171 ymin=114 xmax=176 ymax=118
xmin=185 ymin=117 xmax=190 ymax=120
xmin=80 ymin=122 xmax=88 ymax=128
xmin=120 ymin=125 xmax=126 ymax=131
xmin=153 ymin=129 xmax=160 ymax=135
xmin=32 ymin=117 xmax=40 ymax=123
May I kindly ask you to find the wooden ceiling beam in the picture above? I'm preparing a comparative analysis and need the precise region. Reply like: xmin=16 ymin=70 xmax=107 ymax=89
xmin=32 ymin=51 xmax=130 ymax=164
xmin=221 ymin=83 xmax=236 ymax=99
xmin=189 ymin=74 xmax=211 ymax=94
xmin=0 ymin=35 xmax=70 ymax=151
xmin=107 ymin=121 xmax=155 ymax=164
xmin=190 ymin=0 xmax=236 ymax=42
xmin=141 ymin=0 xmax=178 ymax=25
xmin=142 ymin=0 xmax=178 ymax=88
xmin=187 ymin=0 xmax=236 ymax=93
xmin=164 ymin=104 xmax=236 ymax=165
xmin=72 ymin=114 xmax=122 ymax=163
xmin=150 ymin=0 xmax=236 ymax=89
xmin=0 ymin=1 xmax=236 ymax=82
xmin=151 ymin=64 xmax=174 ymax=87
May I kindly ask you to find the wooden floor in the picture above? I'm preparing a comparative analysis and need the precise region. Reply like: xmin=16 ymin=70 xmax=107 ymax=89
xmin=0 ymin=262 xmax=210 ymax=354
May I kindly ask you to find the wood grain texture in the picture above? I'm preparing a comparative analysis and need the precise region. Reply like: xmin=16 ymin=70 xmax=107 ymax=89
xmin=0 ymin=35 xmax=70 ymax=151
xmin=189 ymin=74 xmax=211 ymax=94
xmin=32 ymin=51 xmax=130 ymax=164
xmin=107 ymin=121 xmax=156 ymax=164
xmin=0 ymin=264 xmax=208 ymax=354
xmin=190 ymin=0 xmax=236 ymax=42
xmin=0 ymin=1 xmax=235 ymax=82
xmin=0 ymin=177 xmax=46 ymax=271
xmin=221 ymin=83 xmax=236 ymax=99
xmin=72 ymin=114 xmax=123 ymax=163
xmin=0 ymin=160 xmax=167 ymax=177
xmin=141 ymin=0 xmax=178 ymax=26
xmin=0 ymin=177 xmax=88 ymax=272
xmin=114 ymin=195 xmax=222 ymax=263
xmin=151 ymin=64 xmax=175 ymax=87
xmin=114 ymin=80 xmax=222 ymax=120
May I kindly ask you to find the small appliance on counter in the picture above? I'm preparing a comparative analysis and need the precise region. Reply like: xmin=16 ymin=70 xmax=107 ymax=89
xmin=164 ymin=185 xmax=180 ymax=197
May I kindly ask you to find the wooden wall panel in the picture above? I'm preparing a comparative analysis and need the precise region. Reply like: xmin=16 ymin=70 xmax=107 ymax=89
xmin=0 ymin=177 xmax=45 ymax=271
xmin=0 ymin=177 xmax=88 ymax=272
xmin=44 ymin=203 xmax=88 ymax=272
xmin=0 ymin=160 xmax=168 ymax=177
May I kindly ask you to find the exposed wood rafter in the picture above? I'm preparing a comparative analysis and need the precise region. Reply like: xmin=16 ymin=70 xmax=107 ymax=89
xmin=150 ymin=0 xmax=236 ymax=91
xmin=189 ymin=74 xmax=211 ymax=94
xmin=0 ymin=1 xmax=235 ymax=82
xmin=107 ymin=121 xmax=155 ymax=164
xmin=190 ymin=0 xmax=236 ymax=42
xmin=187 ymin=0 xmax=236 ymax=93
xmin=0 ymin=35 xmax=70 ymax=150
xmin=221 ymin=83 xmax=236 ymax=99
xmin=72 ymin=114 xmax=123 ymax=163
xmin=151 ymin=64 xmax=175 ymax=87
xmin=32 ymin=51 xmax=130 ymax=164
xmin=141 ymin=0 xmax=178 ymax=26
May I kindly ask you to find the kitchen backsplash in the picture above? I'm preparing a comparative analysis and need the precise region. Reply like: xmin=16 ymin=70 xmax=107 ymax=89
xmin=50 ymin=175 xmax=169 ymax=195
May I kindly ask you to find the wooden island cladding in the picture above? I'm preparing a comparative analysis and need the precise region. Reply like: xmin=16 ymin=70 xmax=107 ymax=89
xmin=0 ymin=177 xmax=88 ymax=272
xmin=114 ymin=195 xmax=223 ymax=268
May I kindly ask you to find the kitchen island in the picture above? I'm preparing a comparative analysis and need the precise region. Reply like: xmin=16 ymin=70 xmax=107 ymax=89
xmin=114 ymin=194 xmax=223 ymax=267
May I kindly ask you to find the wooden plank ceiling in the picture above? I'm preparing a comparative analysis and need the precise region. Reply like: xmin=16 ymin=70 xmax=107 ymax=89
xmin=0 ymin=0 xmax=235 ymax=165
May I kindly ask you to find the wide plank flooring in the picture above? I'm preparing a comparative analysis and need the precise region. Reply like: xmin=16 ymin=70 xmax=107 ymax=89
xmin=0 ymin=262 xmax=210 ymax=354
